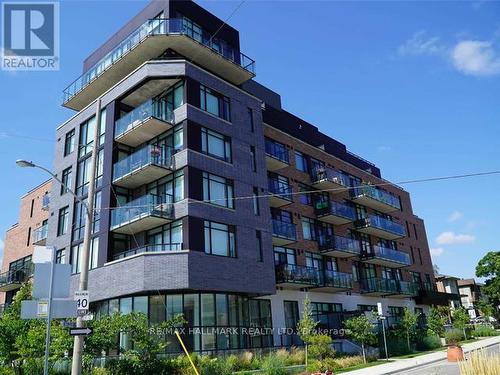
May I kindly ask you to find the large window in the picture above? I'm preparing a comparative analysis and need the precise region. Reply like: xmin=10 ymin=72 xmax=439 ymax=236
xmin=302 ymin=217 xmax=317 ymax=241
xmin=250 ymin=146 xmax=257 ymax=172
xmin=72 ymin=192 xmax=101 ymax=241
xmin=76 ymin=149 xmax=104 ymax=196
xmin=60 ymin=167 xmax=72 ymax=195
xmin=201 ymin=127 xmax=231 ymax=162
xmin=64 ymin=129 xmax=75 ymax=156
xmin=252 ymin=187 xmax=260 ymax=215
xmin=71 ymin=237 xmax=98 ymax=273
xmin=203 ymin=172 xmax=234 ymax=209
xmin=274 ymin=247 xmax=296 ymax=265
xmin=147 ymin=220 xmax=183 ymax=250
xmin=295 ymin=151 xmax=308 ymax=173
xmin=204 ymin=221 xmax=236 ymax=257
xmin=55 ymin=249 xmax=66 ymax=264
xmin=305 ymin=252 xmax=322 ymax=269
xmin=147 ymin=170 xmax=184 ymax=203
xmin=57 ymin=206 xmax=69 ymax=236
xmin=78 ymin=109 xmax=106 ymax=158
xmin=9 ymin=255 xmax=31 ymax=271
xmin=200 ymin=85 xmax=230 ymax=121
xmin=298 ymin=183 xmax=312 ymax=206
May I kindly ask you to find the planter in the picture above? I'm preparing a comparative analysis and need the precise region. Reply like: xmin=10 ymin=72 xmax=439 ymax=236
xmin=447 ymin=345 xmax=464 ymax=362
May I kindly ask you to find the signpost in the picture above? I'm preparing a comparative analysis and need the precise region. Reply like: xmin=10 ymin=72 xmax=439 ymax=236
xmin=377 ymin=302 xmax=389 ymax=361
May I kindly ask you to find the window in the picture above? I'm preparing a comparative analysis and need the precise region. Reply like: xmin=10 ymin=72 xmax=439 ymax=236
xmin=299 ymin=184 xmax=312 ymax=206
xmin=147 ymin=220 xmax=183 ymax=250
xmin=30 ymin=199 xmax=34 ymax=217
xmin=9 ymin=255 xmax=32 ymax=271
xmin=302 ymin=217 xmax=316 ymax=240
xmin=204 ymin=221 xmax=236 ymax=257
xmin=64 ymin=129 xmax=75 ymax=156
xmin=295 ymin=151 xmax=308 ymax=173
xmin=256 ymin=230 xmax=263 ymax=262
xmin=305 ymin=252 xmax=322 ymax=269
xmin=411 ymin=271 xmax=422 ymax=284
xmin=147 ymin=170 xmax=184 ymax=203
xmin=60 ymin=167 xmax=72 ymax=195
xmin=78 ymin=110 xmax=106 ymax=158
xmin=248 ymin=108 xmax=254 ymax=132
xmin=72 ymin=192 xmax=101 ymax=241
xmin=417 ymin=248 xmax=423 ymax=264
xmin=274 ymin=247 xmax=296 ymax=265
xmin=252 ymin=187 xmax=260 ymax=215
xmin=311 ymin=303 xmax=343 ymax=320
xmin=200 ymin=85 xmax=230 ymax=121
xmin=410 ymin=246 xmax=415 ymax=264
xmin=57 ymin=206 xmax=69 ymax=236
xmin=283 ymin=301 xmax=301 ymax=346
xmin=26 ymin=227 xmax=31 ymax=246
xmin=352 ymin=262 xmax=360 ymax=281
xmin=201 ymin=127 xmax=231 ymax=162
xmin=203 ymin=172 xmax=234 ymax=209
xmin=56 ymin=249 xmax=66 ymax=264
xmin=413 ymin=223 xmax=419 ymax=239
xmin=71 ymin=237 xmax=98 ymax=273
xmin=358 ymin=304 xmax=377 ymax=312
xmin=250 ymin=146 xmax=257 ymax=172
xmin=76 ymin=149 xmax=104 ymax=196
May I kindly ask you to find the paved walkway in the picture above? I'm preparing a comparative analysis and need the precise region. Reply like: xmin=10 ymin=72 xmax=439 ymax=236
xmin=341 ymin=336 xmax=500 ymax=375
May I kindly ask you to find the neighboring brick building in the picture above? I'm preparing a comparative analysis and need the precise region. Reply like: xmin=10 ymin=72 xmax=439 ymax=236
xmin=0 ymin=180 xmax=51 ymax=306
xmin=6 ymin=0 xmax=444 ymax=353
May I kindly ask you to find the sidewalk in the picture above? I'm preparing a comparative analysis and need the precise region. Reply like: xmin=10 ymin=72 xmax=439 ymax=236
xmin=341 ymin=336 xmax=500 ymax=375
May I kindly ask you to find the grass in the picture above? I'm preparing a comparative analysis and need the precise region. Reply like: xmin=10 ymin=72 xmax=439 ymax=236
xmin=335 ymin=360 xmax=392 ymax=373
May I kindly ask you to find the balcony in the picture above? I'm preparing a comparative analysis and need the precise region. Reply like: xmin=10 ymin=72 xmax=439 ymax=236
xmin=362 ymin=245 xmax=411 ymax=268
xmin=0 ymin=265 xmax=33 ymax=292
xmin=315 ymin=200 xmax=356 ymax=225
xmin=275 ymin=264 xmax=321 ymax=289
xmin=360 ymin=278 xmax=418 ymax=297
xmin=272 ymin=219 xmax=297 ymax=246
xmin=115 ymin=99 xmax=175 ymax=147
xmin=318 ymin=235 xmax=361 ymax=258
xmin=311 ymin=167 xmax=350 ymax=192
xmin=63 ymin=18 xmax=255 ymax=111
xmin=110 ymin=194 xmax=174 ymax=234
xmin=350 ymin=185 xmax=401 ymax=213
xmin=112 ymin=243 xmax=182 ymax=261
xmin=315 ymin=270 xmax=353 ymax=292
xmin=265 ymin=140 xmax=289 ymax=171
xmin=355 ymin=215 xmax=405 ymax=240
xmin=32 ymin=224 xmax=48 ymax=246
xmin=268 ymin=178 xmax=293 ymax=208
xmin=112 ymin=145 xmax=174 ymax=189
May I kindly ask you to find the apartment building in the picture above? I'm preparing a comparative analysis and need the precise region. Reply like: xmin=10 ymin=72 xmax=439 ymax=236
xmin=457 ymin=278 xmax=483 ymax=318
xmin=435 ymin=274 xmax=462 ymax=310
xmin=0 ymin=180 xmax=51 ymax=312
xmin=5 ymin=0 xmax=441 ymax=352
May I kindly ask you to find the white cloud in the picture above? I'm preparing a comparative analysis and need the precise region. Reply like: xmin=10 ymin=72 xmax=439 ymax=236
xmin=452 ymin=40 xmax=500 ymax=76
xmin=430 ymin=247 xmax=444 ymax=257
xmin=448 ymin=210 xmax=464 ymax=222
xmin=398 ymin=30 xmax=445 ymax=57
xmin=377 ymin=145 xmax=391 ymax=152
xmin=436 ymin=231 xmax=475 ymax=245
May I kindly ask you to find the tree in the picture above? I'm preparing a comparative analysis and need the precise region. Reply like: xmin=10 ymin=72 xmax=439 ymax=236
xmin=397 ymin=308 xmax=419 ymax=352
xmin=476 ymin=251 xmax=500 ymax=307
xmin=452 ymin=308 xmax=470 ymax=340
xmin=427 ymin=307 xmax=447 ymax=337
xmin=296 ymin=297 xmax=317 ymax=368
xmin=476 ymin=297 xmax=495 ymax=320
xmin=343 ymin=314 xmax=377 ymax=363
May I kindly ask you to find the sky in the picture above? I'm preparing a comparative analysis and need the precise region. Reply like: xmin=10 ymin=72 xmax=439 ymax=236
xmin=0 ymin=0 xmax=499 ymax=279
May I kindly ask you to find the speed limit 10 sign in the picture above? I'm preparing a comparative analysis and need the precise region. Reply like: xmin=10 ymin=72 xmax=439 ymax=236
xmin=74 ymin=291 xmax=89 ymax=316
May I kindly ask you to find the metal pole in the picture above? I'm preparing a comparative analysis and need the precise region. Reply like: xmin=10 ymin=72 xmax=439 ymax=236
xmin=381 ymin=317 xmax=389 ymax=361
xmin=43 ymin=247 xmax=56 ymax=375
xmin=71 ymin=98 xmax=101 ymax=375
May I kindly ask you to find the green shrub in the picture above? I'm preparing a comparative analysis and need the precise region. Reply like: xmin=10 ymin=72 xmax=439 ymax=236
xmin=90 ymin=368 xmax=109 ymax=375
xmin=0 ymin=367 xmax=15 ymax=375
xmin=385 ymin=333 xmax=412 ymax=356
xmin=472 ymin=325 xmax=499 ymax=337
xmin=416 ymin=335 xmax=442 ymax=351
xmin=308 ymin=334 xmax=335 ymax=360
xmin=261 ymin=354 xmax=287 ymax=375
xmin=286 ymin=347 xmax=305 ymax=365
xmin=445 ymin=328 xmax=465 ymax=345
xmin=199 ymin=357 xmax=231 ymax=375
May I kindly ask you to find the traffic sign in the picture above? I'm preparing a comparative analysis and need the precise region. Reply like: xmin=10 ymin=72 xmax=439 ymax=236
xmin=377 ymin=302 xmax=383 ymax=316
xmin=61 ymin=320 xmax=76 ymax=328
xmin=37 ymin=301 xmax=48 ymax=318
xmin=74 ymin=291 xmax=89 ymax=315
xmin=69 ymin=327 xmax=93 ymax=336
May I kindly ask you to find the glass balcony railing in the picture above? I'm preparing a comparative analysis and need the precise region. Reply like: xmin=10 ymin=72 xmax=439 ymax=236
xmin=311 ymin=166 xmax=350 ymax=187
xmin=112 ymin=243 xmax=182 ymax=260
xmin=358 ymin=215 xmax=406 ymax=237
xmin=0 ymin=264 xmax=33 ymax=291
xmin=275 ymin=264 xmax=321 ymax=286
xmin=370 ymin=245 xmax=411 ymax=266
xmin=63 ymin=18 xmax=255 ymax=104
xmin=315 ymin=200 xmax=357 ymax=221
xmin=351 ymin=185 xmax=401 ymax=210
xmin=322 ymin=270 xmax=353 ymax=289
xmin=318 ymin=235 xmax=361 ymax=255
xmin=268 ymin=179 xmax=293 ymax=201
xmin=265 ymin=139 xmax=289 ymax=164
xmin=32 ymin=224 xmax=48 ymax=244
xmin=113 ymin=145 xmax=173 ymax=181
xmin=110 ymin=194 xmax=173 ymax=229
xmin=360 ymin=277 xmax=399 ymax=294
xmin=115 ymin=99 xmax=175 ymax=139
xmin=272 ymin=219 xmax=296 ymax=241
xmin=398 ymin=280 xmax=419 ymax=295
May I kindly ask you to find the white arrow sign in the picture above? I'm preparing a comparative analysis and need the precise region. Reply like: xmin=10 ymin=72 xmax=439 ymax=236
xmin=69 ymin=327 xmax=93 ymax=336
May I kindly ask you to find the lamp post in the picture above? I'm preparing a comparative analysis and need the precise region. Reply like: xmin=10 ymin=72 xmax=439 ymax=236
xmin=16 ymin=96 xmax=101 ymax=375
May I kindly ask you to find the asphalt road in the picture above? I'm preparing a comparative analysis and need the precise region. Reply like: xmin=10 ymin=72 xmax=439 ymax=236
xmin=392 ymin=344 xmax=500 ymax=375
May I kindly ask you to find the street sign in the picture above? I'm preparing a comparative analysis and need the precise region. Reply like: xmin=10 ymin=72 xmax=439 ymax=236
xmin=33 ymin=263 xmax=71 ymax=299
xmin=21 ymin=300 xmax=77 ymax=319
xmin=69 ymin=327 xmax=93 ymax=336
xmin=82 ymin=314 xmax=94 ymax=321
xmin=37 ymin=301 xmax=48 ymax=318
xmin=61 ymin=320 xmax=76 ymax=328
xmin=377 ymin=302 xmax=383 ymax=316
xmin=74 ymin=291 xmax=89 ymax=316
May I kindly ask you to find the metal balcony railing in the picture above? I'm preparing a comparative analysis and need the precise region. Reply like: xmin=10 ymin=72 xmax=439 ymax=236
xmin=63 ymin=18 xmax=255 ymax=103
xmin=351 ymin=184 xmax=401 ymax=210
xmin=357 ymin=215 xmax=406 ymax=237
xmin=275 ymin=264 xmax=321 ymax=286
xmin=318 ymin=234 xmax=361 ymax=256
xmin=315 ymin=200 xmax=357 ymax=221
xmin=271 ymin=219 xmax=296 ymax=241
xmin=322 ymin=270 xmax=353 ymax=289
xmin=311 ymin=166 xmax=350 ymax=187
xmin=0 ymin=264 xmax=33 ymax=290
xmin=369 ymin=245 xmax=411 ymax=266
